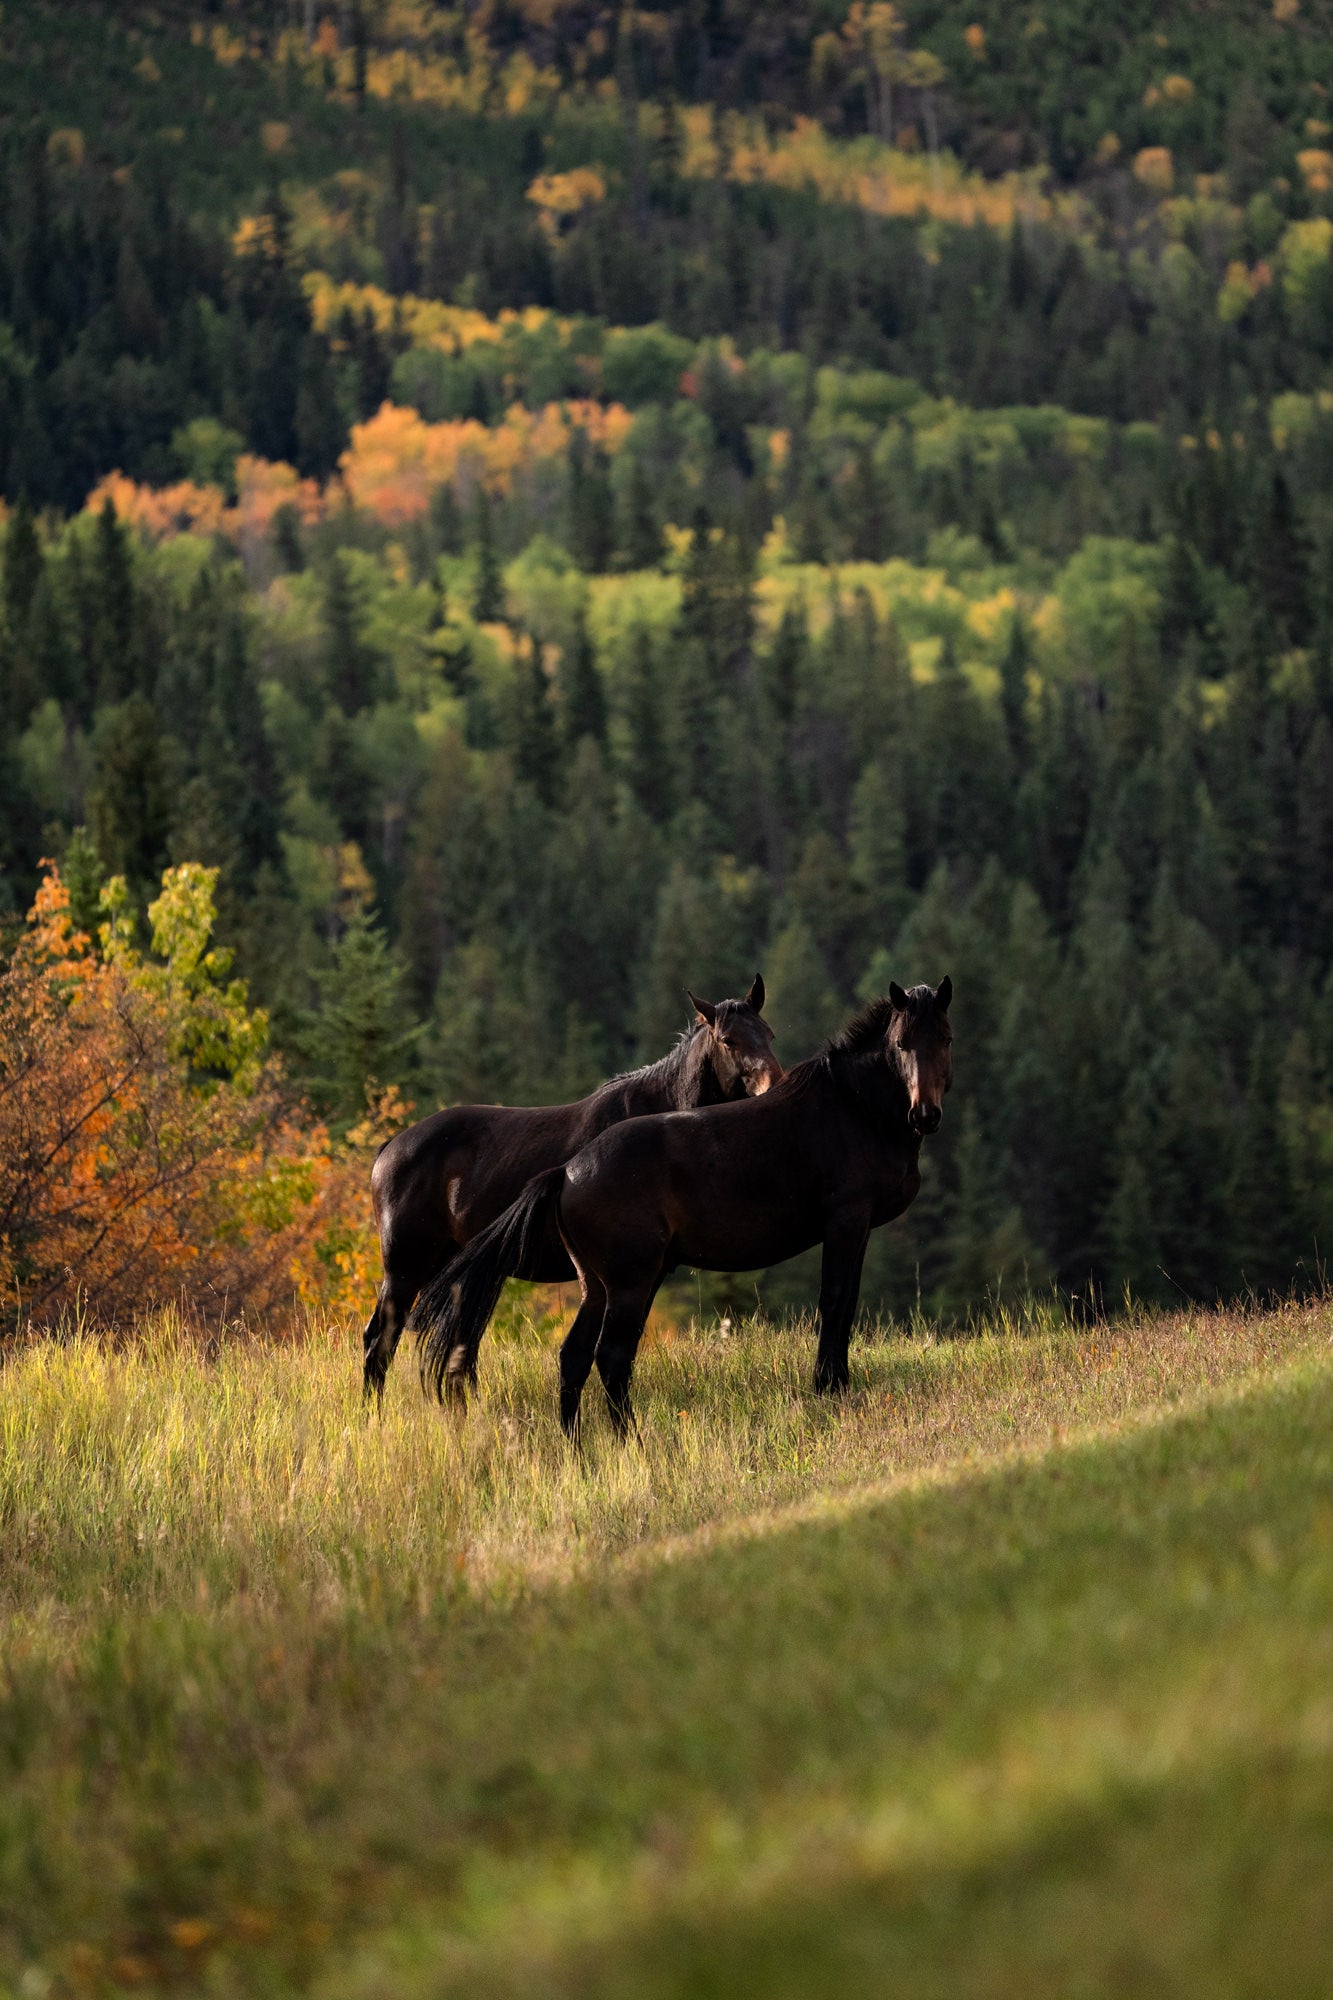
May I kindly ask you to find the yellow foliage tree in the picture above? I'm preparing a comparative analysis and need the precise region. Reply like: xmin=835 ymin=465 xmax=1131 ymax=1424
xmin=0 ymin=863 xmax=377 ymax=1332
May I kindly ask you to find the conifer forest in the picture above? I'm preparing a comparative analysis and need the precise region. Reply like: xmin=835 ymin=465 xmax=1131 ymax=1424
xmin=4 ymin=0 xmax=1333 ymax=1321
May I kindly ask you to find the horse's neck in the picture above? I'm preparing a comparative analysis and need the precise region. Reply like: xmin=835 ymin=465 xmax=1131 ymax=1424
xmin=832 ymin=1051 xmax=914 ymax=1144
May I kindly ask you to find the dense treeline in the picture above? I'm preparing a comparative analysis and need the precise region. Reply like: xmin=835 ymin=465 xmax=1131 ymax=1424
xmin=4 ymin=436 xmax=1332 ymax=1315
xmin=219 ymin=0 xmax=1333 ymax=184
xmin=2 ymin=0 xmax=1332 ymax=1322
xmin=8 ymin=4 xmax=1333 ymax=517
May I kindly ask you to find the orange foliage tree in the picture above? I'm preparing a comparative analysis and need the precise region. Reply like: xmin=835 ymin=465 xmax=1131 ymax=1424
xmin=0 ymin=862 xmax=381 ymax=1333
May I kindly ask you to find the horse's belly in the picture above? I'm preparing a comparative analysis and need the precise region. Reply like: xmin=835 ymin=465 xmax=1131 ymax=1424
xmin=678 ymin=1207 xmax=822 ymax=1274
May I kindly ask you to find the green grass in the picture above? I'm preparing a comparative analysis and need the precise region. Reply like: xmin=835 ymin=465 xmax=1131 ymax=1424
xmin=3 ymin=1298 xmax=1333 ymax=1996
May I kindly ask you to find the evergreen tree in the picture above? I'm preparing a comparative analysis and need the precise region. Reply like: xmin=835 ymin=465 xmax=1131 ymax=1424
xmin=91 ymin=498 xmax=136 ymax=706
xmin=938 ymin=1102 xmax=1048 ymax=1317
xmin=760 ymin=602 xmax=807 ymax=727
xmin=512 ymin=631 xmax=559 ymax=806
xmin=848 ymin=757 xmax=909 ymax=950
xmin=557 ymin=609 xmax=607 ymax=750
xmin=88 ymin=695 xmax=176 ymax=891
xmin=620 ymin=454 xmax=662 ymax=570
xmin=998 ymin=613 xmax=1031 ymax=767
xmin=322 ymin=554 xmax=377 ymax=715
xmin=62 ymin=826 xmax=106 ymax=939
xmin=293 ymin=908 xmax=420 ymax=1137
xmin=568 ymin=429 xmax=616 ymax=573
xmin=622 ymin=625 xmax=673 ymax=824
xmin=471 ymin=490 xmax=504 ymax=623
xmin=847 ymin=444 xmax=890 ymax=560
xmin=3 ymin=495 xmax=42 ymax=634
xmin=633 ymin=859 xmax=755 ymax=1055
xmin=1246 ymin=468 xmax=1311 ymax=650
xmin=763 ymin=918 xmax=842 ymax=1062
xmin=678 ymin=506 xmax=755 ymax=678
xmin=432 ymin=938 xmax=537 ymax=1108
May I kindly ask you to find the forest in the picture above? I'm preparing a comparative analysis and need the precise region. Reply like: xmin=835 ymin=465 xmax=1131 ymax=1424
xmin=3 ymin=0 xmax=1333 ymax=1320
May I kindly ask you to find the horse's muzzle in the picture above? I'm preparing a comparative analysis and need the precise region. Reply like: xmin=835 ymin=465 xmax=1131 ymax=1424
xmin=912 ymin=1105 xmax=942 ymax=1136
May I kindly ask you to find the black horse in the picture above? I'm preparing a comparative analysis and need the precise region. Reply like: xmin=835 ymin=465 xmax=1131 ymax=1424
xmin=411 ymin=978 xmax=952 ymax=1434
xmin=363 ymin=978 xmax=781 ymax=1398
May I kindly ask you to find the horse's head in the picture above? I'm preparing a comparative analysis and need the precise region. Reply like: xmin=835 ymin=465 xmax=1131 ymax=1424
xmin=886 ymin=976 xmax=953 ymax=1136
xmin=688 ymin=975 xmax=783 ymax=1098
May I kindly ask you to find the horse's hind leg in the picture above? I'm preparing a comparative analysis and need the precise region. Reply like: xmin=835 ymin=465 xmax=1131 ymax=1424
xmin=363 ymin=1266 xmax=434 ymax=1404
xmin=559 ymin=1272 xmax=608 ymax=1441
xmin=595 ymin=1279 xmax=660 ymax=1441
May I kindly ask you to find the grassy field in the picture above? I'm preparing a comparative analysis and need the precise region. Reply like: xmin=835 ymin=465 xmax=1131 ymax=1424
xmin=3 ymin=1296 xmax=1333 ymax=1996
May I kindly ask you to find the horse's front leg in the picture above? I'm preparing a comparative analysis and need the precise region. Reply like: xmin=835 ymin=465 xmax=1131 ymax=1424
xmin=813 ymin=1209 xmax=871 ymax=1395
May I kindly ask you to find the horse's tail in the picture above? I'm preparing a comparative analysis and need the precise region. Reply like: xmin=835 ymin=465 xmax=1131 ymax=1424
xmin=410 ymin=1167 xmax=565 ymax=1402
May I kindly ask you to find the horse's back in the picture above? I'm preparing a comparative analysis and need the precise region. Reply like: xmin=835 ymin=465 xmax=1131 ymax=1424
xmin=559 ymin=1097 xmax=824 ymax=1275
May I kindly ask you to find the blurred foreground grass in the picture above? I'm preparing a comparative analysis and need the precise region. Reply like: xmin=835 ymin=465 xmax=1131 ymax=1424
xmin=2 ymin=1297 xmax=1332 ymax=1995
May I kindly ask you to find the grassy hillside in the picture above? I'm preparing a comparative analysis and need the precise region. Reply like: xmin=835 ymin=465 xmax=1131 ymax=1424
xmin=4 ymin=1298 xmax=1333 ymax=1993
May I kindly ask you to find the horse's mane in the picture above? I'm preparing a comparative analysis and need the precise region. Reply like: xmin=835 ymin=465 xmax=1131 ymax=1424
xmin=827 ymin=986 xmax=938 ymax=1058
xmin=594 ymin=1021 xmax=703 ymax=1097
xmin=827 ymin=995 xmax=897 ymax=1056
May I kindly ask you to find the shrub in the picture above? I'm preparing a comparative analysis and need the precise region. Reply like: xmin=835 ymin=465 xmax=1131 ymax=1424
xmin=0 ymin=862 xmax=376 ymax=1332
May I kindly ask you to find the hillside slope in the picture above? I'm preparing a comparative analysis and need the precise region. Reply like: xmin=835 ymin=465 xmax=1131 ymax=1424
xmin=3 ymin=1301 xmax=1333 ymax=1993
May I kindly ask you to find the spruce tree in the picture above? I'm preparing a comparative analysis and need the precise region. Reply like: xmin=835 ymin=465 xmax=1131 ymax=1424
xmin=513 ymin=631 xmax=559 ymax=806
xmin=762 ymin=918 xmax=841 ymax=1063
xmin=620 ymin=455 xmax=662 ymax=571
xmin=568 ymin=429 xmax=616 ymax=573
xmin=471 ymin=490 xmax=504 ymax=623
xmin=2 ymin=495 xmax=42 ymax=634
xmin=92 ymin=498 xmax=136 ymax=706
xmin=294 ymin=908 xmax=420 ymax=1136
xmin=998 ymin=613 xmax=1031 ymax=767
xmin=557 ymin=608 xmax=607 ymax=750
xmin=322 ymin=554 xmax=377 ymax=714
xmin=623 ymin=626 xmax=672 ymax=824
xmin=88 ymin=695 xmax=176 ymax=891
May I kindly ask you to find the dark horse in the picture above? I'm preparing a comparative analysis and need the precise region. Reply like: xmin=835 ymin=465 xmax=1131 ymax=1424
xmin=411 ymin=978 xmax=952 ymax=1434
xmin=363 ymin=978 xmax=781 ymax=1398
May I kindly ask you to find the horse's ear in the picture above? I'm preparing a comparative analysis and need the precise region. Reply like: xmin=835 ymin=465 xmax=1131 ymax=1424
xmin=746 ymin=973 xmax=765 ymax=1013
xmin=888 ymin=981 xmax=909 ymax=1012
xmin=687 ymin=990 xmax=717 ymax=1027
xmin=936 ymin=974 xmax=953 ymax=1013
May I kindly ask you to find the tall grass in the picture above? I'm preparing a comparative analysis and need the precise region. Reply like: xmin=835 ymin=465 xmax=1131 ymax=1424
xmin=4 ymin=1296 xmax=1325 ymax=1619
xmin=2 ymin=1296 xmax=1332 ymax=1995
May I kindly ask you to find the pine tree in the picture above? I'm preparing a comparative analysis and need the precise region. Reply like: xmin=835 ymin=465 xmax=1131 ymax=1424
xmin=557 ymin=608 xmax=607 ymax=750
xmin=762 ymin=918 xmax=841 ymax=1063
xmin=847 ymin=443 xmax=890 ymax=561
xmin=620 ymin=454 xmax=662 ymax=570
xmin=1247 ymin=467 xmax=1311 ymax=649
xmin=939 ymin=1102 xmax=1047 ymax=1318
xmin=848 ymin=757 xmax=909 ymax=948
xmin=294 ymin=908 xmax=420 ymax=1136
xmin=633 ymin=860 xmax=750 ymax=1056
xmin=623 ymin=626 xmax=672 ymax=823
xmin=295 ymin=334 xmax=345 ymax=479
xmin=760 ymin=602 xmax=807 ymax=727
xmin=512 ymin=632 xmax=559 ymax=806
xmin=322 ymin=554 xmax=377 ymax=714
xmin=998 ymin=613 xmax=1031 ymax=767
xmin=92 ymin=498 xmax=136 ymax=706
xmin=471 ymin=490 xmax=504 ymax=623
xmin=568 ymin=429 xmax=616 ymax=573
xmin=88 ymin=696 xmax=176 ymax=891
xmin=2 ymin=495 xmax=42 ymax=635
xmin=678 ymin=505 xmax=754 ymax=677
xmin=63 ymin=826 xmax=106 ymax=939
